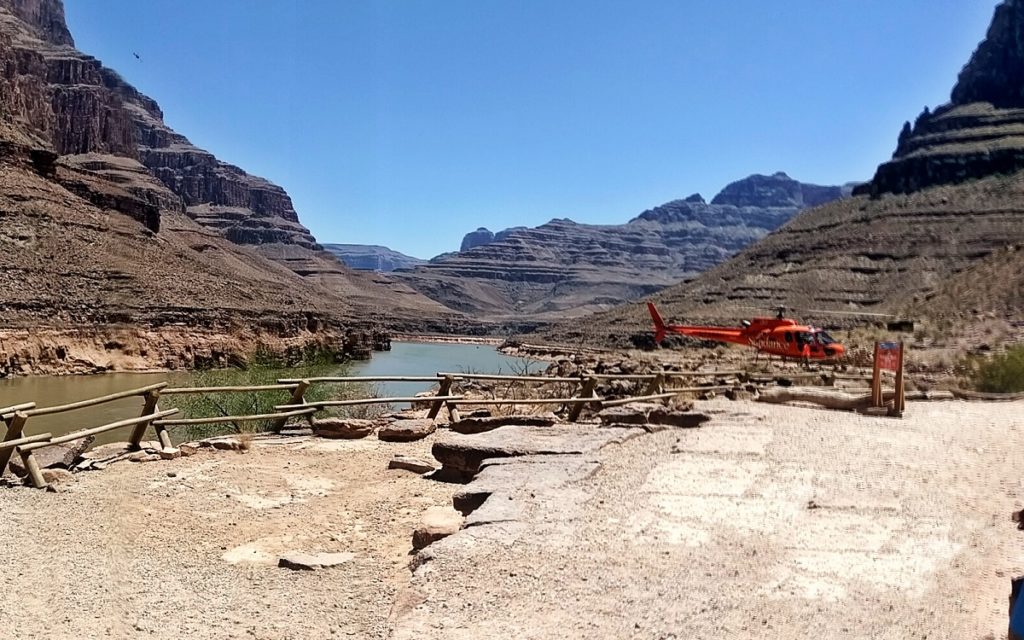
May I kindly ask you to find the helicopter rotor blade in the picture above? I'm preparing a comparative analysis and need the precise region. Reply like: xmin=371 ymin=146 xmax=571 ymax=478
xmin=801 ymin=308 xmax=896 ymax=318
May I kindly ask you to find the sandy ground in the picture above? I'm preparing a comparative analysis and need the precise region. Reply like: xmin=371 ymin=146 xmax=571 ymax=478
xmin=0 ymin=434 xmax=456 ymax=639
xmin=395 ymin=399 xmax=1024 ymax=639
xmin=0 ymin=399 xmax=1021 ymax=639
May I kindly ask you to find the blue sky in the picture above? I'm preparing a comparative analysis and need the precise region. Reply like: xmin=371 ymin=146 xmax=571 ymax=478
xmin=66 ymin=1 xmax=997 ymax=259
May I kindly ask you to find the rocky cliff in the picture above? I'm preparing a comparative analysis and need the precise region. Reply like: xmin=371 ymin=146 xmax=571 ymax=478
xmin=395 ymin=173 xmax=846 ymax=319
xmin=459 ymin=226 xmax=529 ymax=252
xmin=537 ymin=1 xmax=1024 ymax=347
xmin=322 ymin=244 xmax=425 ymax=272
xmin=0 ymin=0 xmax=463 ymax=366
xmin=865 ymin=0 xmax=1024 ymax=195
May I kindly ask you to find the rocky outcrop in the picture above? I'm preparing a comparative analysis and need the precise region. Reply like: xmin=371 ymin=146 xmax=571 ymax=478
xmin=396 ymin=173 xmax=846 ymax=319
xmin=0 ymin=0 xmax=464 ymax=347
xmin=458 ymin=226 xmax=528 ymax=252
xmin=460 ymin=228 xmax=495 ymax=252
xmin=865 ymin=0 xmax=1024 ymax=196
xmin=322 ymin=244 xmax=425 ymax=272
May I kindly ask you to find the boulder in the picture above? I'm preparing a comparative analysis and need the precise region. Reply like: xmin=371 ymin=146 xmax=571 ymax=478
xmin=313 ymin=418 xmax=376 ymax=440
xmin=278 ymin=552 xmax=355 ymax=571
xmin=41 ymin=468 xmax=75 ymax=485
xmin=207 ymin=438 xmax=244 ymax=451
xmin=450 ymin=413 xmax=558 ymax=435
xmin=8 ymin=436 xmax=94 ymax=476
xmin=412 ymin=506 xmax=464 ymax=550
xmin=379 ymin=419 xmax=436 ymax=442
xmin=388 ymin=455 xmax=437 ymax=475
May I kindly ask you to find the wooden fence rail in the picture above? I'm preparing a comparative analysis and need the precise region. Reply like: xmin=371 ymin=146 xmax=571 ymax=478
xmin=0 ymin=364 xmax=847 ymax=490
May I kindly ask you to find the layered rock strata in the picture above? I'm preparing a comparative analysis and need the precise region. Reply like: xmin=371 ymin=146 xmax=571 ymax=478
xmin=396 ymin=173 xmax=847 ymax=319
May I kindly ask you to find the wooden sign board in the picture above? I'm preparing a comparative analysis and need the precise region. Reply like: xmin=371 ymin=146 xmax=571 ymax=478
xmin=871 ymin=341 xmax=906 ymax=417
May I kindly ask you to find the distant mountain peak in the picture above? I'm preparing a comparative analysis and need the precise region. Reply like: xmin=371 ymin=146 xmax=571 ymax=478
xmin=710 ymin=173 xmax=844 ymax=209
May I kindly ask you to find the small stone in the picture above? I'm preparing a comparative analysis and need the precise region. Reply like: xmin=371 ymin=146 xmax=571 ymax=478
xmin=313 ymin=418 xmax=376 ymax=440
xmin=179 ymin=443 xmax=199 ymax=457
xmin=379 ymin=419 xmax=436 ymax=442
xmin=159 ymin=448 xmax=181 ymax=460
xmin=388 ymin=455 xmax=437 ymax=475
xmin=412 ymin=506 xmax=463 ymax=550
xmin=128 ymin=452 xmax=161 ymax=463
xmin=166 ymin=471 xmax=177 ymax=478
xmin=278 ymin=552 xmax=356 ymax=571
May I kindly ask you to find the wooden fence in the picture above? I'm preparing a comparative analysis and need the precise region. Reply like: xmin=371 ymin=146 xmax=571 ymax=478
xmin=0 ymin=368 xmax=766 ymax=489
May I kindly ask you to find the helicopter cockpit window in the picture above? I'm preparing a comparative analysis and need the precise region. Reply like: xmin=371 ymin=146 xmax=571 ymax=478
xmin=816 ymin=331 xmax=837 ymax=344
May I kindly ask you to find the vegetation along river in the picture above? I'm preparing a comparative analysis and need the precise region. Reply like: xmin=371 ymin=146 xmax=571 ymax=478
xmin=0 ymin=341 xmax=545 ymax=446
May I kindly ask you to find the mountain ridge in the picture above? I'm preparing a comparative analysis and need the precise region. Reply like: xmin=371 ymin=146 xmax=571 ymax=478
xmin=394 ymin=173 xmax=849 ymax=320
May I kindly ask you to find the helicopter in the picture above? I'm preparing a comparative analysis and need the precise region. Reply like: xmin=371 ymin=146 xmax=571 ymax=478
xmin=646 ymin=302 xmax=892 ymax=361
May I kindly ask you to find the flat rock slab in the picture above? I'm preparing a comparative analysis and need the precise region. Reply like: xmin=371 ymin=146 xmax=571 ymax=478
xmin=278 ymin=552 xmax=356 ymax=571
xmin=313 ymin=418 xmax=376 ymax=439
xmin=388 ymin=455 xmax=437 ymax=475
xmin=450 ymin=413 xmax=559 ymax=435
xmin=379 ymin=419 xmax=436 ymax=442
xmin=454 ymin=455 xmax=601 ymax=517
xmin=598 ymin=404 xmax=710 ymax=430
xmin=432 ymin=425 xmax=642 ymax=477
xmin=412 ymin=506 xmax=464 ymax=550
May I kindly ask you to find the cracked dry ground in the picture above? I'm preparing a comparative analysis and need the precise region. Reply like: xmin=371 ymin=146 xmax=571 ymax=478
xmin=395 ymin=400 xmax=1024 ymax=639
xmin=0 ymin=400 xmax=1021 ymax=639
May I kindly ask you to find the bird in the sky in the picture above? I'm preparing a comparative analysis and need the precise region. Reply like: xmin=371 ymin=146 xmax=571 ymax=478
xmin=133 ymin=52 xmax=141 ymax=60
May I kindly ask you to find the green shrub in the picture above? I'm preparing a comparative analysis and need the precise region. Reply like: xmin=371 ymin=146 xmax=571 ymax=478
xmin=965 ymin=345 xmax=1024 ymax=393
xmin=166 ymin=359 xmax=378 ymax=440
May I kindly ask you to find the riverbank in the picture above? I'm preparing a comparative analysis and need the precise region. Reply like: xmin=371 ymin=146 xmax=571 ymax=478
xmin=0 ymin=325 xmax=388 ymax=378
xmin=390 ymin=333 xmax=504 ymax=346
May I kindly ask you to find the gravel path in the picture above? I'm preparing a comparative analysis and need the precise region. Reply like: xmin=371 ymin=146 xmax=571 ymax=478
xmin=394 ymin=400 xmax=1024 ymax=639
xmin=0 ymin=434 xmax=455 ymax=639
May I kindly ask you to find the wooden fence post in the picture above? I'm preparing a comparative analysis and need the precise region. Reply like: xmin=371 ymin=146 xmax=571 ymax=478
xmin=0 ymin=411 xmax=29 ymax=475
xmin=870 ymin=342 xmax=882 ymax=408
xmin=568 ymin=377 xmax=597 ymax=422
xmin=645 ymin=373 xmax=665 ymax=396
xmin=892 ymin=341 xmax=906 ymax=417
xmin=129 ymin=390 xmax=162 ymax=449
xmin=20 ymin=449 xmax=46 ymax=489
xmin=428 ymin=376 xmax=454 ymax=420
xmin=273 ymin=381 xmax=309 ymax=432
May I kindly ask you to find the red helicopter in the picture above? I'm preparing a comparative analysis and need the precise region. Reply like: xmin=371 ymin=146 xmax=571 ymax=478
xmin=647 ymin=302 xmax=854 ymax=360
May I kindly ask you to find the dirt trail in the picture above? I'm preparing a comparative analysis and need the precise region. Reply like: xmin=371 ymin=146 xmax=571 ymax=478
xmin=0 ymin=435 xmax=455 ymax=639
xmin=395 ymin=400 xmax=1024 ymax=639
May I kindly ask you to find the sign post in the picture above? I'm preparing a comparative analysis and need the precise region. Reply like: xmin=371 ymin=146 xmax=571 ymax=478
xmin=871 ymin=341 xmax=905 ymax=417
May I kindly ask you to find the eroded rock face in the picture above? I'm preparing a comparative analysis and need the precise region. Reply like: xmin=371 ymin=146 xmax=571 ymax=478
xmin=396 ymin=174 xmax=847 ymax=319
xmin=865 ymin=0 xmax=1024 ymax=196
xmin=0 ymin=1 xmax=464 ymax=341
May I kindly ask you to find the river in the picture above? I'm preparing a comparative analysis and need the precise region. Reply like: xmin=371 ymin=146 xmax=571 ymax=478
xmin=0 ymin=341 xmax=545 ymax=445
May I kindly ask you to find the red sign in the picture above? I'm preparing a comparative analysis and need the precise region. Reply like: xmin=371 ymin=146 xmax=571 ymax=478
xmin=877 ymin=342 xmax=902 ymax=372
